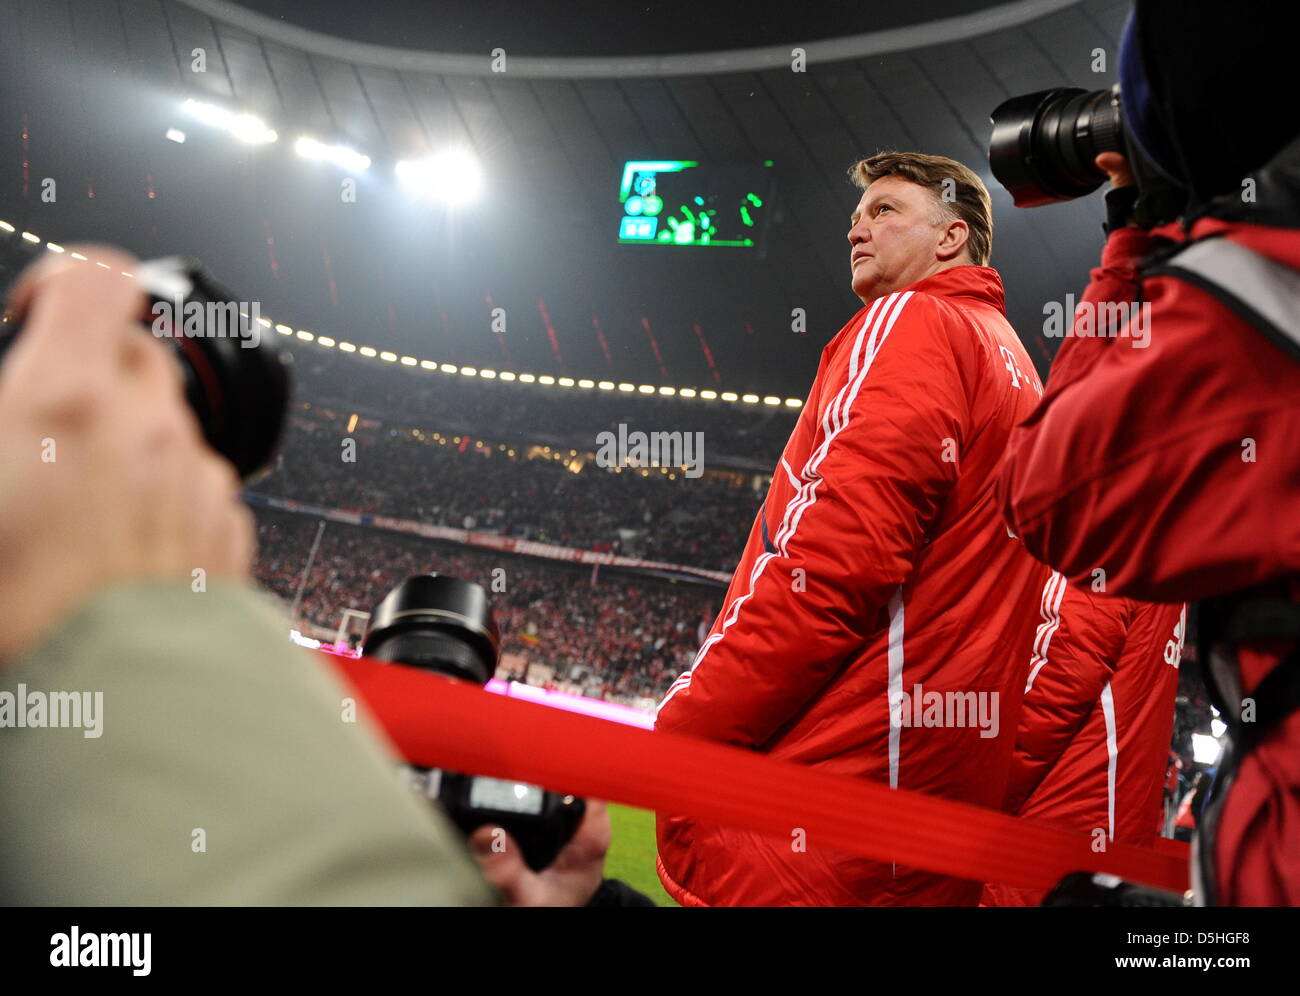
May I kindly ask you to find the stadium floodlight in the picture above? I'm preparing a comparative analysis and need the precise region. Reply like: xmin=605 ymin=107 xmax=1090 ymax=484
xmin=165 ymin=128 xmax=186 ymax=144
xmin=1192 ymin=733 xmax=1223 ymax=765
xmin=294 ymin=135 xmax=371 ymax=173
xmin=181 ymin=99 xmax=278 ymax=144
xmin=395 ymin=149 xmax=483 ymax=205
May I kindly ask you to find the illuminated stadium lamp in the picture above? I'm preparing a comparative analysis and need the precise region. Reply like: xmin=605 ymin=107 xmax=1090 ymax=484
xmin=256 ymin=317 xmax=272 ymax=328
xmin=742 ymin=393 xmax=760 ymax=404
xmin=558 ymin=377 xmax=575 ymax=387
xmin=638 ymin=385 xmax=655 ymax=394
xmin=499 ymin=371 xmax=517 ymax=381
xmin=21 ymin=231 xmax=40 ymax=243
xmin=461 ymin=367 xmax=478 ymax=376
xmin=598 ymin=381 xmax=615 ymax=391
xmin=275 ymin=324 xmax=293 ymax=336
xmin=1192 ymin=733 xmax=1222 ymax=765
xmin=181 ymin=99 xmax=277 ymax=144
xmin=46 ymin=242 xmax=65 ymax=254
xmin=380 ymin=351 xmax=398 ymax=362
xmin=721 ymin=392 xmax=739 ymax=402
xmin=0 ymin=220 xmax=15 ymax=232
xmin=440 ymin=363 xmax=458 ymax=373
xmin=395 ymin=150 xmax=483 ymax=205
xmin=617 ymin=383 xmax=634 ymax=393
xmin=294 ymin=135 xmax=371 ymax=173
xmin=538 ymin=375 xmax=555 ymax=385
xmin=316 ymin=336 xmax=336 ymax=348
xmin=679 ymin=388 xmax=697 ymax=398
xmin=70 ymin=252 xmax=87 ymax=261
xmin=359 ymin=346 xmax=378 ymax=357
xmin=165 ymin=128 xmax=186 ymax=144
xmin=400 ymin=356 xmax=417 ymax=366
xmin=419 ymin=359 xmax=436 ymax=369
xmin=578 ymin=379 xmax=594 ymax=389
xmin=763 ymin=396 xmax=780 ymax=406
xmin=338 ymin=342 xmax=357 ymax=353
xmin=296 ymin=330 xmax=314 ymax=342
xmin=785 ymin=398 xmax=802 ymax=408
xmin=519 ymin=374 xmax=536 ymax=383
xmin=659 ymin=386 xmax=675 ymax=396
xmin=700 ymin=390 xmax=718 ymax=400
xmin=480 ymin=369 xmax=497 ymax=379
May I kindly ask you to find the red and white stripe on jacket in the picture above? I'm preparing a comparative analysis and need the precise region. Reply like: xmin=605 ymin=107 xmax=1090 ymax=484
xmin=982 ymin=572 xmax=1185 ymax=906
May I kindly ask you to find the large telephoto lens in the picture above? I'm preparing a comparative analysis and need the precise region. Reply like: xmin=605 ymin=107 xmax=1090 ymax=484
xmin=989 ymin=86 xmax=1124 ymax=207
xmin=363 ymin=573 xmax=502 ymax=685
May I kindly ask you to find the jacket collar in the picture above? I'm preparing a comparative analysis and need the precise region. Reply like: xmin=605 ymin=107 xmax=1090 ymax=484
xmin=886 ymin=264 xmax=1007 ymax=314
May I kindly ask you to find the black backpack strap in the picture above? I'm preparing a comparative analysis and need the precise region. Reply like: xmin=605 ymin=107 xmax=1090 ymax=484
xmin=1145 ymin=235 xmax=1300 ymax=365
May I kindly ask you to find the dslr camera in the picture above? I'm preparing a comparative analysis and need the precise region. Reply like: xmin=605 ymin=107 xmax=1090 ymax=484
xmin=988 ymin=84 xmax=1183 ymax=227
xmin=363 ymin=573 xmax=586 ymax=871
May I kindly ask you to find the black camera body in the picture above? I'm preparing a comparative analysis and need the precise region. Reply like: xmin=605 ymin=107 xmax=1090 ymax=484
xmin=363 ymin=573 xmax=585 ymax=872
xmin=989 ymin=85 xmax=1185 ymax=227
xmin=0 ymin=251 xmax=290 ymax=481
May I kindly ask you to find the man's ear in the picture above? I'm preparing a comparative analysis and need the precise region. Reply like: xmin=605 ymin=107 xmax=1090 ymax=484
xmin=936 ymin=218 xmax=970 ymax=262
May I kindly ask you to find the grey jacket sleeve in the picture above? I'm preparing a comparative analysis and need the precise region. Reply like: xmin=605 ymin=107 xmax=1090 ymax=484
xmin=0 ymin=580 xmax=496 ymax=906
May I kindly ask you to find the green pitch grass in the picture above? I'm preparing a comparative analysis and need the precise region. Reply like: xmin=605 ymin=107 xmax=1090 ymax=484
xmin=605 ymin=804 xmax=678 ymax=907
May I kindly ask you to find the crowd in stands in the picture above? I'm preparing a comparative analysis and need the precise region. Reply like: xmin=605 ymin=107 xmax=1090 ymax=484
xmin=253 ymin=508 xmax=721 ymax=706
xmin=251 ymin=405 xmax=764 ymax=572
xmin=283 ymin=341 xmax=798 ymax=465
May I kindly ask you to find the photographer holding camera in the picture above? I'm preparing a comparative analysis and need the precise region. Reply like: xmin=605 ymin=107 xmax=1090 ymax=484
xmin=994 ymin=1 xmax=1300 ymax=904
xmin=0 ymin=246 xmax=625 ymax=905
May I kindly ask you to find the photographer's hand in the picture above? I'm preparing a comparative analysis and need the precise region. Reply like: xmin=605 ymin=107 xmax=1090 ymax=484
xmin=0 ymin=246 xmax=254 ymax=664
xmin=1095 ymin=152 xmax=1142 ymax=232
xmin=469 ymin=799 xmax=611 ymax=906
xmin=1095 ymin=151 xmax=1135 ymax=189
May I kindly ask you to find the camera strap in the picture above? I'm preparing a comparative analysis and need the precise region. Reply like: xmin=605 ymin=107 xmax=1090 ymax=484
xmin=1144 ymin=233 xmax=1300 ymax=365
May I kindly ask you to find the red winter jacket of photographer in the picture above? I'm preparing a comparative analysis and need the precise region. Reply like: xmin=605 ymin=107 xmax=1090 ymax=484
xmin=655 ymin=266 xmax=1048 ymax=906
xmin=998 ymin=220 xmax=1300 ymax=905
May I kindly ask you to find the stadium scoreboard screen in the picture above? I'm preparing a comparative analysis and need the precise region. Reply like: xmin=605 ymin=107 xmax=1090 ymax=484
xmin=617 ymin=160 xmax=774 ymax=248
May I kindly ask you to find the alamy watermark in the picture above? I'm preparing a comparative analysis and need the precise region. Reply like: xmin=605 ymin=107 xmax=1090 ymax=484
xmin=50 ymin=927 xmax=150 ymax=976
xmin=594 ymin=423 xmax=704 ymax=478
xmin=893 ymin=684 xmax=1000 ymax=739
xmin=1 ymin=684 xmax=103 ymax=738
xmin=150 ymin=297 xmax=263 ymax=348
xmin=1043 ymin=294 xmax=1151 ymax=348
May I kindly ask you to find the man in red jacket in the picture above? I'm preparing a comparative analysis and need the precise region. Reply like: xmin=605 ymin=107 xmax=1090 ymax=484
xmin=983 ymin=574 xmax=1185 ymax=906
xmin=998 ymin=2 xmax=1300 ymax=904
xmin=655 ymin=151 xmax=1048 ymax=906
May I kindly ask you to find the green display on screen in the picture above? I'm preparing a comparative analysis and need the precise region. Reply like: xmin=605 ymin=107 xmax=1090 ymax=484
xmin=618 ymin=160 xmax=773 ymax=248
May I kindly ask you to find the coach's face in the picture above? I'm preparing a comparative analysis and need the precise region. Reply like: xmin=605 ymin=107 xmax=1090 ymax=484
xmin=848 ymin=176 xmax=960 ymax=305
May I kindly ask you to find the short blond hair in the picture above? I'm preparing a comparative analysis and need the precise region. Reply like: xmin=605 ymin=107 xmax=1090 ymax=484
xmin=848 ymin=151 xmax=993 ymax=266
